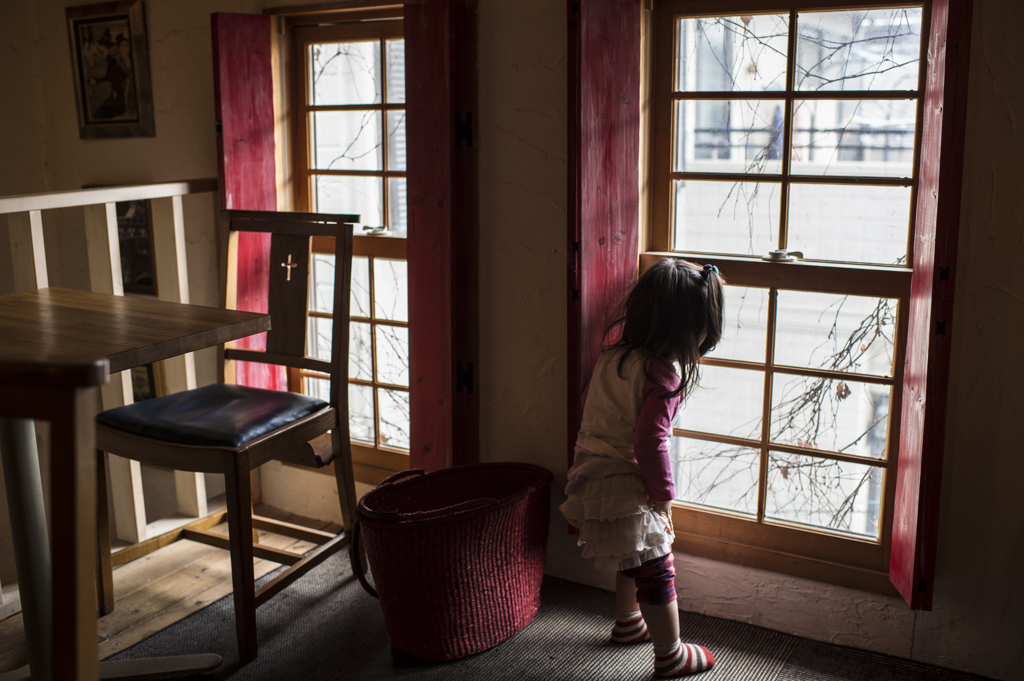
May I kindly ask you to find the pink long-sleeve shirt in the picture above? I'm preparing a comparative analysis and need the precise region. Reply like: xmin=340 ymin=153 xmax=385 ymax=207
xmin=573 ymin=349 xmax=682 ymax=503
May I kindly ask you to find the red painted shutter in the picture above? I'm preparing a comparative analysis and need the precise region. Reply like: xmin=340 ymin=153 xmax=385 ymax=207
xmin=567 ymin=0 xmax=642 ymax=466
xmin=891 ymin=0 xmax=973 ymax=609
xmin=211 ymin=12 xmax=284 ymax=391
xmin=405 ymin=0 xmax=473 ymax=470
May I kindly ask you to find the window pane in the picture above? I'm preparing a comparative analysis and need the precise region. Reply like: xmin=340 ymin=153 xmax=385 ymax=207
xmin=675 ymin=15 xmax=789 ymax=92
xmin=765 ymin=452 xmax=883 ymax=539
xmin=387 ymin=110 xmax=407 ymax=171
xmin=315 ymin=175 xmax=383 ymax=227
xmin=351 ymin=256 xmax=370 ymax=317
xmin=387 ymin=177 xmax=407 ymax=236
xmin=350 ymin=321 xmax=372 ymax=381
xmin=378 ymin=388 xmax=410 ymax=450
xmin=375 ymin=324 xmax=409 ymax=387
xmin=770 ymin=374 xmax=890 ymax=459
xmin=706 ymin=286 xmax=768 ymax=364
xmin=671 ymin=436 xmax=760 ymax=516
xmin=310 ymin=41 xmax=381 ymax=105
xmin=674 ymin=100 xmax=785 ymax=175
xmin=349 ymin=383 xmax=375 ymax=445
xmin=676 ymin=365 xmax=763 ymax=440
xmin=311 ymin=111 xmax=383 ymax=171
xmin=673 ymin=180 xmax=779 ymax=256
xmin=787 ymin=183 xmax=910 ymax=264
xmin=306 ymin=376 xmax=330 ymax=402
xmin=791 ymin=100 xmax=916 ymax=178
xmin=775 ymin=291 xmax=897 ymax=377
xmin=373 ymin=258 xmax=409 ymax=322
xmin=385 ymin=39 xmax=405 ymax=103
xmin=306 ymin=316 xmax=332 ymax=361
xmin=795 ymin=8 xmax=923 ymax=92
xmin=310 ymin=254 xmax=336 ymax=313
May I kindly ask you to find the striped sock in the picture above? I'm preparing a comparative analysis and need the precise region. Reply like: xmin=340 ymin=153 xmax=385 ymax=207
xmin=610 ymin=610 xmax=650 ymax=645
xmin=653 ymin=639 xmax=715 ymax=677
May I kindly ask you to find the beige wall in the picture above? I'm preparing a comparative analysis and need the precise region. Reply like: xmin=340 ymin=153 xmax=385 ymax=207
xmin=1 ymin=0 xmax=1022 ymax=679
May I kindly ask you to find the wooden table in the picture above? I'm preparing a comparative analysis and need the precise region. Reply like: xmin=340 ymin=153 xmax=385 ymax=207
xmin=0 ymin=288 xmax=270 ymax=681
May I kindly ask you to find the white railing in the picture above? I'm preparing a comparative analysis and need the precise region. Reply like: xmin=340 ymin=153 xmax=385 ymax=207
xmin=0 ymin=180 xmax=220 ymax=607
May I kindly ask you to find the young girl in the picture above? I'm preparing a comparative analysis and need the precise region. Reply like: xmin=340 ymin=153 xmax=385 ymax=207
xmin=560 ymin=258 xmax=725 ymax=678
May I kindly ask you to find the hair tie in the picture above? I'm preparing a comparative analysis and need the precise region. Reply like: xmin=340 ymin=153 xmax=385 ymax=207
xmin=702 ymin=264 xmax=719 ymax=278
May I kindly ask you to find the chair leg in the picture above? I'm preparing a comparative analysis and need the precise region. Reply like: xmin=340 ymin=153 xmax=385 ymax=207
xmin=95 ymin=449 xmax=114 ymax=616
xmin=224 ymin=452 xmax=258 ymax=661
xmin=251 ymin=503 xmax=259 ymax=545
xmin=330 ymin=431 xmax=357 ymax=532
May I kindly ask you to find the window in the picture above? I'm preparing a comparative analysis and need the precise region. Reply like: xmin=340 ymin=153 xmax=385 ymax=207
xmin=571 ymin=0 xmax=966 ymax=605
xmin=288 ymin=10 xmax=411 ymax=483
xmin=649 ymin=2 xmax=929 ymax=593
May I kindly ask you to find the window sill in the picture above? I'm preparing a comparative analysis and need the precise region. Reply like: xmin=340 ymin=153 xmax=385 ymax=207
xmin=280 ymin=443 xmax=409 ymax=486
xmin=672 ymin=527 xmax=900 ymax=598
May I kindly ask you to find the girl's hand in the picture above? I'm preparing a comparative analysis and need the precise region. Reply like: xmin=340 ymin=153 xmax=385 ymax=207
xmin=653 ymin=501 xmax=674 ymax=536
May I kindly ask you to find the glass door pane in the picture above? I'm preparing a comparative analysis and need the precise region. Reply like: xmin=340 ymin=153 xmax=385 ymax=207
xmin=671 ymin=436 xmax=760 ymax=516
xmin=675 ymin=15 xmax=790 ymax=93
xmin=673 ymin=180 xmax=779 ymax=255
xmin=774 ymin=291 xmax=897 ymax=377
xmin=765 ymin=451 xmax=883 ymax=539
xmin=795 ymin=8 xmax=923 ymax=92
xmin=309 ymin=41 xmax=381 ymax=105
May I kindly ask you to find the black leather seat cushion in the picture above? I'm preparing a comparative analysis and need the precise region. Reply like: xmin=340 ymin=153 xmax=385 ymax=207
xmin=97 ymin=383 xmax=329 ymax=448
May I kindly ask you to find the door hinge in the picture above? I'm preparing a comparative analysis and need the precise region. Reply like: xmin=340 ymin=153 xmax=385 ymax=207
xmin=456 ymin=361 xmax=474 ymax=394
xmin=455 ymin=112 xmax=473 ymax=148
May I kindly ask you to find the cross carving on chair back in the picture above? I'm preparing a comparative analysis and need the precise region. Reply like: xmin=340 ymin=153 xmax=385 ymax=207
xmin=281 ymin=254 xmax=298 ymax=281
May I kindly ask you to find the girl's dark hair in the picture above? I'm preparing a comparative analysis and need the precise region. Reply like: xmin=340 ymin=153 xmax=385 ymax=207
xmin=602 ymin=258 xmax=725 ymax=399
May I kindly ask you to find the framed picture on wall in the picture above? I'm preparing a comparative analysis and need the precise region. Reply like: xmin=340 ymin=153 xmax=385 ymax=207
xmin=65 ymin=0 xmax=155 ymax=139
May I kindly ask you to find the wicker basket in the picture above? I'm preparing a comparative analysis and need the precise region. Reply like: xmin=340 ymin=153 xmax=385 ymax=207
xmin=350 ymin=463 xmax=552 ymax=661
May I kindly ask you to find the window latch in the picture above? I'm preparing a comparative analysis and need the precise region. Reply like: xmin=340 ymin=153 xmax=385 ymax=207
xmin=762 ymin=249 xmax=804 ymax=263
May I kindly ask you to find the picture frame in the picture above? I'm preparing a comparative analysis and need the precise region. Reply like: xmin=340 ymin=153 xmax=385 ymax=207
xmin=65 ymin=1 xmax=155 ymax=139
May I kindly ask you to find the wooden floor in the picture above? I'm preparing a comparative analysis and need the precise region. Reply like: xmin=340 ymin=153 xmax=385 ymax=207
xmin=0 ymin=505 xmax=340 ymax=672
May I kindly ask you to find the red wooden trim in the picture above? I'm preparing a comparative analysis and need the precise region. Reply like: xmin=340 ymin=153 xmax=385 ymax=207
xmin=212 ymin=13 xmax=284 ymax=391
xmin=890 ymin=0 xmax=972 ymax=610
xmin=406 ymin=0 xmax=473 ymax=471
xmin=448 ymin=0 xmax=477 ymax=468
xmin=568 ymin=0 xmax=643 ymax=468
xmin=567 ymin=0 xmax=581 ymax=469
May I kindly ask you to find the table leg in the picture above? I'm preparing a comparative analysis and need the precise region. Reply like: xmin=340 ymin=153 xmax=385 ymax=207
xmin=0 ymin=418 xmax=51 ymax=681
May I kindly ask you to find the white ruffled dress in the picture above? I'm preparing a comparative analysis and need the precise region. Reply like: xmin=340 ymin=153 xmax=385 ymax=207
xmin=559 ymin=350 xmax=679 ymax=572
xmin=560 ymin=453 xmax=674 ymax=571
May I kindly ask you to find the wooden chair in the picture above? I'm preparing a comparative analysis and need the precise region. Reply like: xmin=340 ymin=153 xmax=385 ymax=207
xmin=94 ymin=210 xmax=358 ymax=661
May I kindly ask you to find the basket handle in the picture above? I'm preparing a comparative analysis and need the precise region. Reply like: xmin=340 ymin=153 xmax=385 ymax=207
xmin=397 ymin=497 xmax=499 ymax=521
xmin=349 ymin=519 xmax=378 ymax=599
xmin=378 ymin=468 xmax=426 ymax=486
xmin=356 ymin=469 xmax=427 ymax=523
